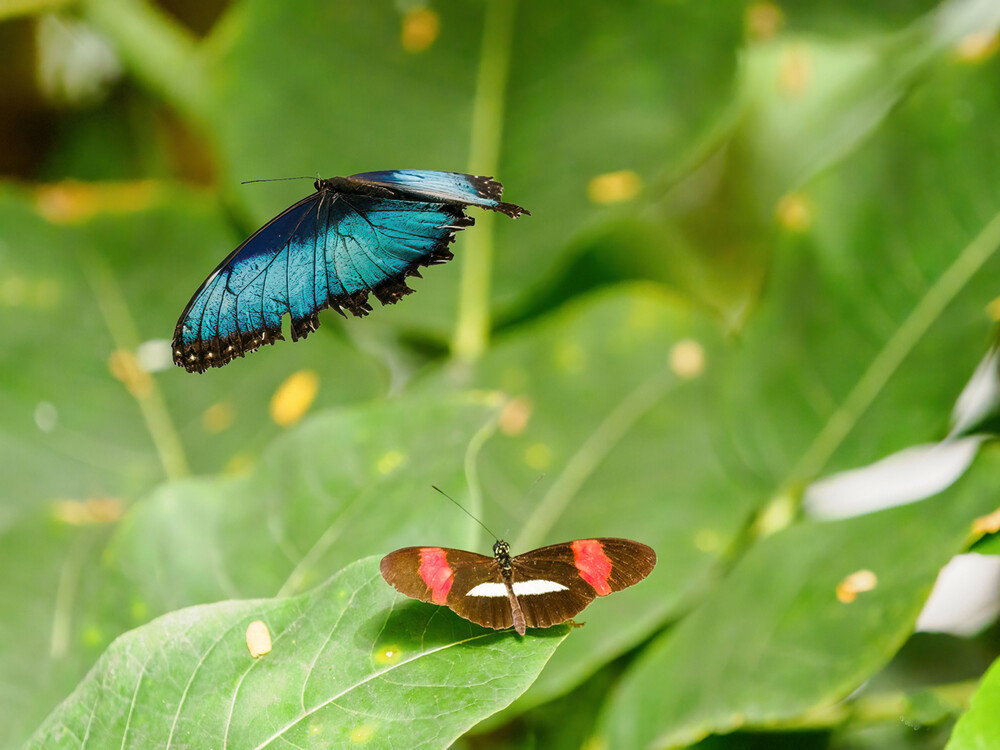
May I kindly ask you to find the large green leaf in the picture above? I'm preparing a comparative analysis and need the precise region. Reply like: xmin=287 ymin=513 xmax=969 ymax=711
xmin=1 ymin=393 xmax=500 ymax=748
xmin=597 ymin=449 xmax=1000 ymax=749
xmin=106 ymin=392 xmax=504 ymax=614
xmin=946 ymin=655 xmax=1000 ymax=750
xmin=27 ymin=557 xmax=567 ymax=749
xmin=0 ymin=184 xmax=385 ymax=519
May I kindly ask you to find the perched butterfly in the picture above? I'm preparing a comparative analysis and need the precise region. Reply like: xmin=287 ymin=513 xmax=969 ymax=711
xmin=172 ymin=170 xmax=528 ymax=373
xmin=380 ymin=537 xmax=656 ymax=636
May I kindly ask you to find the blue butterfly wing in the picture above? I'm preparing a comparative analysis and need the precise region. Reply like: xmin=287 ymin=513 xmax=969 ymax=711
xmin=350 ymin=170 xmax=528 ymax=218
xmin=172 ymin=191 xmax=472 ymax=372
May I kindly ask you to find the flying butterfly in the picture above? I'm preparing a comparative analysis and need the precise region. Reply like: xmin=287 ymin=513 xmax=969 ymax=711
xmin=172 ymin=170 xmax=528 ymax=373
xmin=380 ymin=537 xmax=656 ymax=636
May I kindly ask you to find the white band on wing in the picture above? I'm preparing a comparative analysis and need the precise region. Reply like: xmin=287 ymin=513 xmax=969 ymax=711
xmin=466 ymin=580 xmax=570 ymax=597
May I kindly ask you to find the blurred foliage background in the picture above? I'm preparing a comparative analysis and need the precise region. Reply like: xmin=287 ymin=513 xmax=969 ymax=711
xmin=3 ymin=0 xmax=1000 ymax=748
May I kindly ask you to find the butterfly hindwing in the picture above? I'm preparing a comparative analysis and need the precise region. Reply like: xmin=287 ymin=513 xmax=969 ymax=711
xmin=349 ymin=170 xmax=528 ymax=218
xmin=173 ymin=191 xmax=470 ymax=372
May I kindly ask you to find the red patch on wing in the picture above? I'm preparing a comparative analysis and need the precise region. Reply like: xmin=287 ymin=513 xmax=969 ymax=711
xmin=418 ymin=547 xmax=454 ymax=604
xmin=572 ymin=539 xmax=612 ymax=595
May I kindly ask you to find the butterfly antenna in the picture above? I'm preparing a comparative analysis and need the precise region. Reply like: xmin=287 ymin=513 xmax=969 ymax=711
xmin=431 ymin=485 xmax=499 ymax=541
xmin=240 ymin=176 xmax=315 ymax=185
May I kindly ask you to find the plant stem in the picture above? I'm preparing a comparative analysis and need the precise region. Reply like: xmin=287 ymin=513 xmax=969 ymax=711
xmin=790 ymin=209 xmax=1000 ymax=485
xmin=81 ymin=0 xmax=209 ymax=123
xmin=451 ymin=0 xmax=517 ymax=364
xmin=84 ymin=252 xmax=190 ymax=482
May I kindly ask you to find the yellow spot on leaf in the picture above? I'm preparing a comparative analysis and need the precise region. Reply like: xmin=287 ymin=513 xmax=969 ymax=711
xmin=270 ymin=369 xmax=319 ymax=426
xmin=108 ymin=349 xmax=153 ymax=399
xmin=985 ymin=297 xmax=1000 ymax=322
xmin=35 ymin=180 xmax=159 ymax=224
xmin=588 ymin=170 xmax=642 ymax=204
xmin=202 ymin=402 xmax=236 ymax=434
xmin=955 ymin=31 xmax=998 ymax=63
xmin=525 ymin=443 xmax=552 ymax=470
xmin=973 ymin=507 xmax=1000 ymax=535
xmin=52 ymin=497 xmax=124 ymax=525
xmin=499 ymin=396 xmax=533 ymax=436
xmin=745 ymin=2 xmax=784 ymax=41
xmin=778 ymin=43 xmax=812 ymax=97
xmin=836 ymin=569 xmax=878 ymax=603
xmin=401 ymin=7 xmax=439 ymax=53
xmin=246 ymin=620 xmax=273 ymax=658
xmin=374 ymin=644 xmax=402 ymax=665
xmin=694 ymin=529 xmax=721 ymax=552
xmin=377 ymin=450 xmax=407 ymax=475
xmin=669 ymin=339 xmax=706 ymax=379
xmin=350 ymin=724 xmax=376 ymax=743
xmin=776 ymin=193 xmax=812 ymax=232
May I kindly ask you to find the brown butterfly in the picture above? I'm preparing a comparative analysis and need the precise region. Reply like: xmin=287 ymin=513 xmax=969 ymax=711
xmin=380 ymin=537 xmax=656 ymax=636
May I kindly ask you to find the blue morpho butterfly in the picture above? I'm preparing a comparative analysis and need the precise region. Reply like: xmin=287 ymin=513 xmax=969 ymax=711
xmin=172 ymin=170 xmax=528 ymax=372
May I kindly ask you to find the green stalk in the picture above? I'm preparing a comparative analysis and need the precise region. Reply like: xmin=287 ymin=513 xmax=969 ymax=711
xmin=451 ymin=0 xmax=517 ymax=364
xmin=81 ymin=0 xmax=209 ymax=122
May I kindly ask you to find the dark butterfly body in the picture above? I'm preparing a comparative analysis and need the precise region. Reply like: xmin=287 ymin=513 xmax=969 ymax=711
xmin=172 ymin=170 xmax=528 ymax=373
xmin=380 ymin=538 xmax=656 ymax=636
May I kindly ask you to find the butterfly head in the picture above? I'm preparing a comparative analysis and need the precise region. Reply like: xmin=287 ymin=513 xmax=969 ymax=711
xmin=493 ymin=540 xmax=512 ymax=572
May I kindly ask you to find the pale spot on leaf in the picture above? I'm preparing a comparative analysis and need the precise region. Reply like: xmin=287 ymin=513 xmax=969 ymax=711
xmin=973 ymin=507 xmax=1000 ymax=535
xmin=52 ymin=497 xmax=124 ymax=525
xmin=499 ymin=397 xmax=532 ymax=436
xmin=34 ymin=401 xmax=58 ymax=432
xmin=401 ymin=7 xmax=439 ymax=53
xmin=955 ymin=31 xmax=998 ymax=64
xmin=202 ymin=402 xmax=236 ymax=434
xmin=271 ymin=369 xmax=319 ymax=426
xmin=837 ymin=569 xmax=878 ymax=603
xmin=745 ymin=2 xmax=783 ymax=41
xmin=225 ymin=454 xmax=253 ymax=476
xmin=776 ymin=193 xmax=812 ymax=232
xmin=35 ymin=180 xmax=159 ymax=224
xmin=246 ymin=620 xmax=272 ymax=658
xmin=351 ymin=723 xmax=376 ymax=743
xmin=669 ymin=339 xmax=706 ymax=379
xmin=374 ymin=644 xmax=402 ymax=665
xmin=554 ymin=340 xmax=585 ymax=373
xmin=108 ymin=349 xmax=152 ymax=399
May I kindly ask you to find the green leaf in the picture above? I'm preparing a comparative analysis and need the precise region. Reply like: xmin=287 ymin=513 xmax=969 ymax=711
xmin=105 ymin=392 xmax=504 ymax=615
xmin=946 ymin=656 xmax=1000 ymax=750
xmin=0 ymin=512 xmax=119 ymax=749
xmin=597 ymin=448 xmax=1000 ymax=749
xmin=0 ymin=184 xmax=385 ymax=518
xmin=27 ymin=557 xmax=568 ymax=749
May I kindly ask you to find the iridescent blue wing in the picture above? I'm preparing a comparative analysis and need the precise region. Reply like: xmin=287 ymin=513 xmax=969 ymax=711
xmin=172 ymin=191 xmax=472 ymax=373
xmin=349 ymin=170 xmax=529 ymax=218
